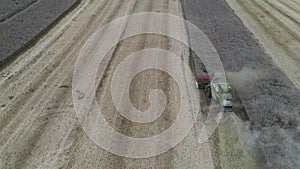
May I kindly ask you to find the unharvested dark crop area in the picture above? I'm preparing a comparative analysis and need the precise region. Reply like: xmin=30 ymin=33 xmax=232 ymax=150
xmin=0 ymin=0 xmax=79 ymax=63
xmin=0 ymin=0 xmax=38 ymax=23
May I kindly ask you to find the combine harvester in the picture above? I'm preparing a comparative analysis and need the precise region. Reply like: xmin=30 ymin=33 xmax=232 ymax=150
xmin=195 ymin=62 xmax=233 ymax=108
xmin=210 ymin=74 xmax=233 ymax=108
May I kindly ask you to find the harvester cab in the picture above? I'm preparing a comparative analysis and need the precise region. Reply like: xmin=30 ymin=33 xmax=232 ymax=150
xmin=201 ymin=73 xmax=233 ymax=108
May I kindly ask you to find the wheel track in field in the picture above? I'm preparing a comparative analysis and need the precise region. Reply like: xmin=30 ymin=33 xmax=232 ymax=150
xmin=0 ymin=0 xmax=215 ymax=168
xmin=263 ymin=0 xmax=300 ymax=37
xmin=0 ymin=0 xmax=123 ymax=149
xmin=0 ymin=0 xmax=113 ymax=133
xmin=0 ymin=0 xmax=159 ymax=168
xmin=223 ymin=0 xmax=300 ymax=168
xmin=0 ymin=0 xmax=137 ymax=168
xmin=290 ymin=0 xmax=300 ymax=7
xmin=66 ymin=0 xmax=154 ymax=167
xmin=278 ymin=0 xmax=300 ymax=22
xmin=0 ymin=0 xmax=93 ymax=86
xmin=233 ymin=0 xmax=300 ymax=88
xmin=249 ymin=0 xmax=300 ymax=42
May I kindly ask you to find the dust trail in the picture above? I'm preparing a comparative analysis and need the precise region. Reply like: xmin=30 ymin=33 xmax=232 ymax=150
xmin=227 ymin=68 xmax=300 ymax=168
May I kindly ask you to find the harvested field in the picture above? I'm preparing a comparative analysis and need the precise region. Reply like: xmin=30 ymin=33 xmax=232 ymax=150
xmin=0 ymin=0 xmax=79 ymax=64
xmin=0 ymin=0 xmax=214 ymax=168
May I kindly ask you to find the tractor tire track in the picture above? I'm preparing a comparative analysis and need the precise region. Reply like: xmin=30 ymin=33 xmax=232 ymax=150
xmin=0 ymin=0 xmax=215 ymax=168
xmin=232 ymin=0 xmax=300 ymax=89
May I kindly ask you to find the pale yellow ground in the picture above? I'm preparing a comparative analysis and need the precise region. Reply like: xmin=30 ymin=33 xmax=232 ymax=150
xmin=0 ymin=0 xmax=214 ymax=168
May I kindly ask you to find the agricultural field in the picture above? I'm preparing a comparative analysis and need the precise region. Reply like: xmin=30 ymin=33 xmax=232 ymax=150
xmin=183 ymin=0 xmax=300 ymax=168
xmin=0 ymin=0 xmax=79 ymax=63
xmin=0 ymin=0 xmax=215 ymax=168
xmin=226 ymin=0 xmax=300 ymax=89
xmin=0 ymin=0 xmax=299 ymax=168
